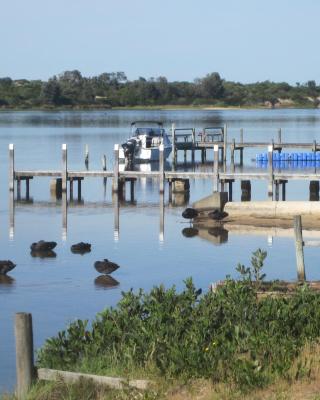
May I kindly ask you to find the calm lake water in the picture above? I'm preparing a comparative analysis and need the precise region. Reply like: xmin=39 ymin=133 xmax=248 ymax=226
xmin=1 ymin=108 xmax=320 ymax=392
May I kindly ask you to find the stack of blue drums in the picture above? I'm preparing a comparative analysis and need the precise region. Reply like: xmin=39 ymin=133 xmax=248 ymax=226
xmin=256 ymin=152 xmax=320 ymax=168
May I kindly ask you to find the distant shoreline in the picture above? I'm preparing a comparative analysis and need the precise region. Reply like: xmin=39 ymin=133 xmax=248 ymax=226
xmin=0 ymin=104 xmax=318 ymax=112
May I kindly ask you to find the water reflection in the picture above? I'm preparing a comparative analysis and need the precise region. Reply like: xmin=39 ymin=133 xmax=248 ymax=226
xmin=181 ymin=227 xmax=199 ymax=238
xmin=94 ymin=275 xmax=120 ymax=289
xmin=30 ymin=250 xmax=57 ymax=258
xmin=0 ymin=275 xmax=15 ymax=286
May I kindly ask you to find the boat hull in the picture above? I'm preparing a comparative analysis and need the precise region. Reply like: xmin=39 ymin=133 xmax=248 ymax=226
xmin=119 ymin=145 xmax=172 ymax=162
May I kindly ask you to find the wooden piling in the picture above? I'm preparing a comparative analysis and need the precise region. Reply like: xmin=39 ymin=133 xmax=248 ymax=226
xmin=293 ymin=215 xmax=306 ymax=281
xmin=213 ymin=144 xmax=219 ymax=192
xmin=191 ymin=128 xmax=195 ymax=162
xmin=113 ymin=144 xmax=119 ymax=192
xmin=278 ymin=128 xmax=282 ymax=144
xmin=223 ymin=124 xmax=227 ymax=162
xmin=62 ymin=144 xmax=67 ymax=192
xmin=85 ymin=144 xmax=89 ymax=167
xmin=231 ymin=138 xmax=235 ymax=163
xmin=15 ymin=313 xmax=34 ymax=400
xmin=9 ymin=144 xmax=15 ymax=192
xmin=171 ymin=123 xmax=176 ymax=164
xmin=309 ymin=180 xmax=319 ymax=201
xmin=159 ymin=144 xmax=164 ymax=193
xmin=268 ymin=144 xmax=273 ymax=200
xmin=102 ymin=154 xmax=107 ymax=171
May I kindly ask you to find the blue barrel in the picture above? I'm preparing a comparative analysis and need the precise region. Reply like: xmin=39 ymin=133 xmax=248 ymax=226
xmin=311 ymin=152 xmax=316 ymax=161
xmin=316 ymin=152 xmax=320 ymax=161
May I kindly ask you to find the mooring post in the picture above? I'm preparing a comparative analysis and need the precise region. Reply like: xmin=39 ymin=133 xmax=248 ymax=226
xmin=15 ymin=313 xmax=34 ymax=400
xmin=26 ymin=179 xmax=30 ymax=200
xmin=9 ymin=144 xmax=15 ymax=192
xmin=268 ymin=144 xmax=273 ymax=200
xmin=231 ymin=138 xmax=235 ymax=163
xmin=17 ymin=179 xmax=21 ymax=200
xmin=228 ymin=180 xmax=234 ymax=202
xmin=282 ymin=180 xmax=287 ymax=201
xmin=191 ymin=128 xmax=195 ymax=162
xmin=239 ymin=128 xmax=244 ymax=165
xmin=113 ymin=144 xmax=119 ymax=192
xmin=278 ymin=128 xmax=282 ymax=144
xmin=275 ymin=180 xmax=279 ymax=201
xmin=223 ymin=124 xmax=227 ymax=162
xmin=62 ymin=144 xmax=67 ymax=192
xmin=69 ymin=178 xmax=74 ymax=200
xmin=102 ymin=154 xmax=107 ymax=171
xmin=293 ymin=215 xmax=306 ymax=281
xmin=159 ymin=144 xmax=164 ymax=193
xmin=85 ymin=144 xmax=89 ymax=168
xmin=213 ymin=144 xmax=219 ymax=192
xmin=171 ymin=123 xmax=176 ymax=164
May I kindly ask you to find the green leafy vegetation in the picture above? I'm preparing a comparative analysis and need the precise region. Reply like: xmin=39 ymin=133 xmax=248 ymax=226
xmin=37 ymin=249 xmax=320 ymax=392
xmin=0 ymin=71 xmax=319 ymax=109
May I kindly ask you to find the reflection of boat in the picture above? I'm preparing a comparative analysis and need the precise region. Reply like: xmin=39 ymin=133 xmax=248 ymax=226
xmin=119 ymin=121 xmax=172 ymax=162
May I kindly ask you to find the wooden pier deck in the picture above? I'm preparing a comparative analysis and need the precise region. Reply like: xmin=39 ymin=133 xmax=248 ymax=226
xmin=8 ymin=126 xmax=320 ymax=203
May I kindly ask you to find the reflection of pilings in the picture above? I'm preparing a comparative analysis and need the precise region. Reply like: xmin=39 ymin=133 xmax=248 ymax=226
xmin=159 ymin=193 xmax=164 ymax=243
xmin=159 ymin=144 xmax=164 ymax=193
xmin=113 ymin=192 xmax=119 ymax=242
xmin=62 ymin=144 xmax=67 ymax=192
xmin=9 ymin=190 xmax=14 ymax=240
xmin=9 ymin=144 xmax=14 ymax=192
xmin=213 ymin=145 xmax=219 ymax=192
xmin=62 ymin=192 xmax=67 ymax=241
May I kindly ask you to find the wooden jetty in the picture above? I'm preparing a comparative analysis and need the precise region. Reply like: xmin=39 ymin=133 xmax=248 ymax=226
xmin=9 ymin=138 xmax=320 ymax=202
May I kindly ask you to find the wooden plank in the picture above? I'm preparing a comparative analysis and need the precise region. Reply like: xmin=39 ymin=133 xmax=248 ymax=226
xmin=9 ymin=144 xmax=15 ymax=191
xmin=15 ymin=171 xmax=62 ymax=177
xmin=37 ymin=368 xmax=150 ymax=390
xmin=68 ymin=171 xmax=113 ymax=178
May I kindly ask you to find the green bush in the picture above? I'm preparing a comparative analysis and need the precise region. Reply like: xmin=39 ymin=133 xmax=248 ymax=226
xmin=37 ymin=250 xmax=320 ymax=388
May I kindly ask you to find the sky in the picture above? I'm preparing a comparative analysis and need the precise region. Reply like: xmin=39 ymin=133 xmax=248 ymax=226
xmin=1 ymin=0 xmax=320 ymax=84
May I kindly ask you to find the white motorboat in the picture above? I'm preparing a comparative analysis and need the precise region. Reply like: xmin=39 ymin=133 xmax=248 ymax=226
xmin=119 ymin=121 xmax=172 ymax=162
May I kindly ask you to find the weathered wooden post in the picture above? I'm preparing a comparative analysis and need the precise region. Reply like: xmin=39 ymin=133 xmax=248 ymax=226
xmin=69 ymin=178 xmax=74 ymax=200
xmin=85 ymin=144 xmax=89 ymax=168
xmin=159 ymin=144 xmax=164 ymax=193
xmin=293 ymin=215 xmax=306 ymax=281
xmin=268 ymin=144 xmax=273 ymax=201
xmin=171 ymin=123 xmax=176 ymax=164
xmin=62 ymin=144 xmax=67 ymax=193
xmin=213 ymin=144 xmax=219 ymax=192
xmin=241 ymin=180 xmax=251 ymax=202
xmin=278 ymin=128 xmax=282 ymax=144
xmin=228 ymin=180 xmax=234 ymax=202
xmin=102 ymin=154 xmax=107 ymax=171
xmin=15 ymin=313 xmax=34 ymax=399
xmin=240 ymin=129 xmax=244 ymax=165
xmin=309 ymin=180 xmax=319 ymax=201
xmin=231 ymin=138 xmax=235 ymax=163
xmin=223 ymin=124 xmax=227 ymax=162
xmin=282 ymin=180 xmax=287 ymax=201
xmin=113 ymin=144 xmax=119 ymax=192
xmin=9 ymin=144 xmax=15 ymax=192
xmin=191 ymin=128 xmax=195 ymax=162
xmin=275 ymin=180 xmax=279 ymax=201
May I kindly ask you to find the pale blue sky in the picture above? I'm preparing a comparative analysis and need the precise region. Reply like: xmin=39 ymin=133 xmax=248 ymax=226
xmin=1 ymin=0 xmax=320 ymax=84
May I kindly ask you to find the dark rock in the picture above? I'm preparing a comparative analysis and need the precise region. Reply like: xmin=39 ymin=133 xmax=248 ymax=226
xmin=0 ymin=260 xmax=16 ymax=275
xmin=182 ymin=208 xmax=198 ymax=220
xmin=71 ymin=242 xmax=91 ymax=254
xmin=182 ymin=227 xmax=199 ymax=238
xmin=94 ymin=275 xmax=120 ymax=289
xmin=208 ymin=209 xmax=228 ymax=220
xmin=94 ymin=259 xmax=120 ymax=274
xmin=30 ymin=240 xmax=57 ymax=252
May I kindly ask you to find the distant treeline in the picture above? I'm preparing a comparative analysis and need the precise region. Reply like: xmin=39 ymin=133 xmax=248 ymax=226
xmin=0 ymin=70 xmax=319 ymax=109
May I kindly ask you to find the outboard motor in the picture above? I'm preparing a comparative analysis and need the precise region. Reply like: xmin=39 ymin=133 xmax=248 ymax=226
xmin=122 ymin=138 xmax=137 ymax=163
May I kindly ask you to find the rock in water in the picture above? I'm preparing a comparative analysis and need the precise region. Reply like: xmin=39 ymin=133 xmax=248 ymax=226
xmin=71 ymin=242 xmax=91 ymax=254
xmin=182 ymin=208 xmax=198 ymax=220
xmin=94 ymin=259 xmax=120 ymax=274
xmin=0 ymin=260 xmax=16 ymax=275
xmin=208 ymin=210 xmax=228 ymax=220
xmin=30 ymin=240 xmax=57 ymax=251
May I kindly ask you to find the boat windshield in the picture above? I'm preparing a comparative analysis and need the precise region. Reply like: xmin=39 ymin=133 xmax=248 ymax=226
xmin=133 ymin=127 xmax=164 ymax=137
